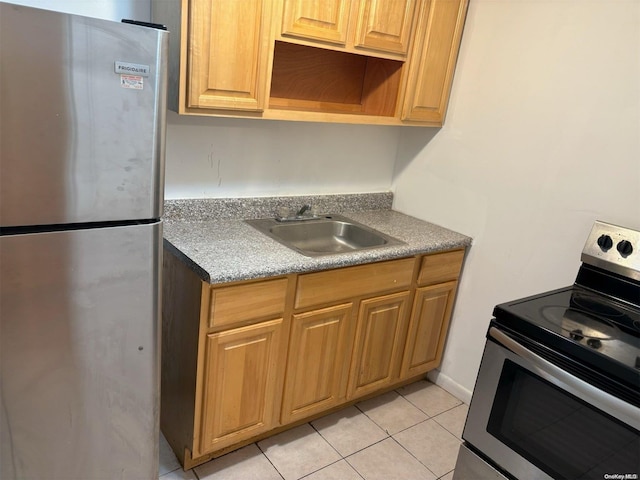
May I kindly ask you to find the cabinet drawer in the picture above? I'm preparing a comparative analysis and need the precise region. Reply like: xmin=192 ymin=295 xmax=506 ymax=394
xmin=418 ymin=250 xmax=464 ymax=286
xmin=295 ymin=258 xmax=415 ymax=310
xmin=209 ymin=278 xmax=288 ymax=329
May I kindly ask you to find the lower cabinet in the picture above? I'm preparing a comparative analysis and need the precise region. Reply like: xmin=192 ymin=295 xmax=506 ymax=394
xmin=281 ymin=303 xmax=354 ymax=424
xmin=348 ymin=291 xmax=410 ymax=399
xmin=161 ymin=249 xmax=465 ymax=469
xmin=199 ymin=319 xmax=285 ymax=454
xmin=400 ymin=281 xmax=458 ymax=378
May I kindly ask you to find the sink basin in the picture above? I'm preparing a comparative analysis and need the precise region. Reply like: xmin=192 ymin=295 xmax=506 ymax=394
xmin=246 ymin=214 xmax=404 ymax=257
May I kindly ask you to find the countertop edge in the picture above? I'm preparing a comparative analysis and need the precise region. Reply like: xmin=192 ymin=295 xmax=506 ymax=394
xmin=163 ymin=209 xmax=472 ymax=285
xmin=163 ymin=238 xmax=213 ymax=283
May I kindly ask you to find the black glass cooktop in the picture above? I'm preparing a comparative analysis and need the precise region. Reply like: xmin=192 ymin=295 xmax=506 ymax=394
xmin=493 ymin=285 xmax=640 ymax=392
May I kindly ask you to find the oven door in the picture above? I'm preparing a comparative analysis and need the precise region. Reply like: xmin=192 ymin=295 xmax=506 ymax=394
xmin=462 ymin=327 xmax=640 ymax=480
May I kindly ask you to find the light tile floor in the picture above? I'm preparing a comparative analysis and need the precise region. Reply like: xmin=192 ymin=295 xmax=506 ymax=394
xmin=159 ymin=380 xmax=467 ymax=480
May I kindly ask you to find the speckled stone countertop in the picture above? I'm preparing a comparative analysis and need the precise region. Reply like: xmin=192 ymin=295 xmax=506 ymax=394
xmin=163 ymin=193 xmax=472 ymax=284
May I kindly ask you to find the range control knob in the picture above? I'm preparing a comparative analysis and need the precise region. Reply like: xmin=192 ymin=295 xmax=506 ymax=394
xmin=616 ymin=240 xmax=633 ymax=256
xmin=597 ymin=234 xmax=613 ymax=251
xmin=569 ymin=329 xmax=584 ymax=341
xmin=587 ymin=338 xmax=602 ymax=349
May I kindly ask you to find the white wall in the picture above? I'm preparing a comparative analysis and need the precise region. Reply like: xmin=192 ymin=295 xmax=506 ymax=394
xmin=392 ymin=0 xmax=640 ymax=402
xmin=164 ymin=113 xmax=399 ymax=199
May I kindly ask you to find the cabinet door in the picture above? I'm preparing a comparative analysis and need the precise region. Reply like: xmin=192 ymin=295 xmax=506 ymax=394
xmin=348 ymin=292 xmax=410 ymax=399
xmin=281 ymin=303 xmax=353 ymax=424
xmin=187 ymin=0 xmax=271 ymax=111
xmin=354 ymin=0 xmax=416 ymax=55
xmin=199 ymin=319 xmax=283 ymax=454
xmin=400 ymin=281 xmax=458 ymax=378
xmin=281 ymin=0 xmax=352 ymax=45
xmin=401 ymin=0 xmax=468 ymax=124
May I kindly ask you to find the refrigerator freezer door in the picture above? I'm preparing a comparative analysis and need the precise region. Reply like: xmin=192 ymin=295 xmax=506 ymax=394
xmin=0 ymin=4 xmax=168 ymax=227
xmin=0 ymin=222 xmax=161 ymax=479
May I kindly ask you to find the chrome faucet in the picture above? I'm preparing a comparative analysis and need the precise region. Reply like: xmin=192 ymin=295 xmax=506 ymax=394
xmin=297 ymin=204 xmax=311 ymax=216
xmin=275 ymin=204 xmax=319 ymax=222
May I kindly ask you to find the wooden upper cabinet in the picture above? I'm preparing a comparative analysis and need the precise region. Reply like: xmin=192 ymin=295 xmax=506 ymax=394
xmin=354 ymin=0 xmax=416 ymax=55
xmin=280 ymin=0 xmax=416 ymax=58
xmin=402 ymin=0 xmax=468 ymax=124
xmin=187 ymin=0 xmax=272 ymax=111
xmin=281 ymin=0 xmax=352 ymax=45
xmin=152 ymin=0 xmax=467 ymax=125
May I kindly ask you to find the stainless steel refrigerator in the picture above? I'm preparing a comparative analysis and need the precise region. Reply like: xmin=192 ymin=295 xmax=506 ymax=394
xmin=0 ymin=3 xmax=168 ymax=478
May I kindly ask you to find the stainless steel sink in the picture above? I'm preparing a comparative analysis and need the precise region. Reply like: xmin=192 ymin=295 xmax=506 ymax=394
xmin=246 ymin=214 xmax=404 ymax=257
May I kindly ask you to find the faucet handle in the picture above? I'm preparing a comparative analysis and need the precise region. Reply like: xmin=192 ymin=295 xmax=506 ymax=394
xmin=276 ymin=207 xmax=291 ymax=220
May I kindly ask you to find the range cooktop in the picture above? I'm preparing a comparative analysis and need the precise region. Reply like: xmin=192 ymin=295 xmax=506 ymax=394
xmin=494 ymin=286 xmax=640 ymax=389
xmin=493 ymin=221 xmax=640 ymax=397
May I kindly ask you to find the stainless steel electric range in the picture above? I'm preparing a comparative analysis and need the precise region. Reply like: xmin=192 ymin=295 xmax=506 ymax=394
xmin=455 ymin=221 xmax=640 ymax=480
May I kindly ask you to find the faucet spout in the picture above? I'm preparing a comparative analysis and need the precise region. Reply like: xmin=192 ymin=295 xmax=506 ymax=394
xmin=275 ymin=204 xmax=318 ymax=222
xmin=297 ymin=204 xmax=311 ymax=216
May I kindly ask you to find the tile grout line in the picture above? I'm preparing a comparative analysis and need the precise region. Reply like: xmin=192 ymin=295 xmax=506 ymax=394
xmin=399 ymin=395 xmax=464 ymax=419
xmin=161 ymin=381 xmax=466 ymax=479
xmin=352 ymin=385 xmax=466 ymax=438
xmin=158 ymin=467 xmax=180 ymax=478
xmin=255 ymin=441 xmax=287 ymax=480
xmin=437 ymin=468 xmax=455 ymax=479
xmin=432 ymin=415 xmax=465 ymax=441
xmin=391 ymin=384 xmax=465 ymax=479
xmin=357 ymin=388 xmax=435 ymax=436
xmin=387 ymin=435 xmax=440 ymax=479
xmin=300 ymin=420 xmax=370 ymax=479
xmin=388 ymin=417 xmax=463 ymax=478
xmin=312 ymin=411 xmax=393 ymax=456
xmin=342 ymin=436 xmax=395 ymax=480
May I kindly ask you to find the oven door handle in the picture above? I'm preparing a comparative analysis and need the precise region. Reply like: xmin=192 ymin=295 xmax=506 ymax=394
xmin=489 ymin=326 xmax=639 ymax=428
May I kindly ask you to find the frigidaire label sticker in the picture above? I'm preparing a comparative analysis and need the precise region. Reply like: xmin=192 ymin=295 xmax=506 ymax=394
xmin=121 ymin=74 xmax=144 ymax=90
xmin=115 ymin=61 xmax=150 ymax=77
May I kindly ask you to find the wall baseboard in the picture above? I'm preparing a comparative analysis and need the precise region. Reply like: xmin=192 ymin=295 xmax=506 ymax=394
xmin=427 ymin=370 xmax=472 ymax=405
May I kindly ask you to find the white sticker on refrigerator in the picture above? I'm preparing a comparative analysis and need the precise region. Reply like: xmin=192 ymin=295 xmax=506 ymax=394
xmin=121 ymin=74 xmax=143 ymax=90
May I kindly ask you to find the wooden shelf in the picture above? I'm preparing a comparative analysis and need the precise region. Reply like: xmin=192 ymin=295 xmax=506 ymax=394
xmin=269 ymin=41 xmax=403 ymax=117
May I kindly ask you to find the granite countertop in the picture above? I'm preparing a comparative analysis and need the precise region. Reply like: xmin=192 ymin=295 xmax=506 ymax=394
xmin=163 ymin=193 xmax=472 ymax=284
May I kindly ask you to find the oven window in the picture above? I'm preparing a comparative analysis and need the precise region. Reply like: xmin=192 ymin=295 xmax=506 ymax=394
xmin=487 ymin=360 xmax=639 ymax=480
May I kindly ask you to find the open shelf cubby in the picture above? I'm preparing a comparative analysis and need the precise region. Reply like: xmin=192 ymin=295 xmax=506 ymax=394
xmin=269 ymin=41 xmax=404 ymax=117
